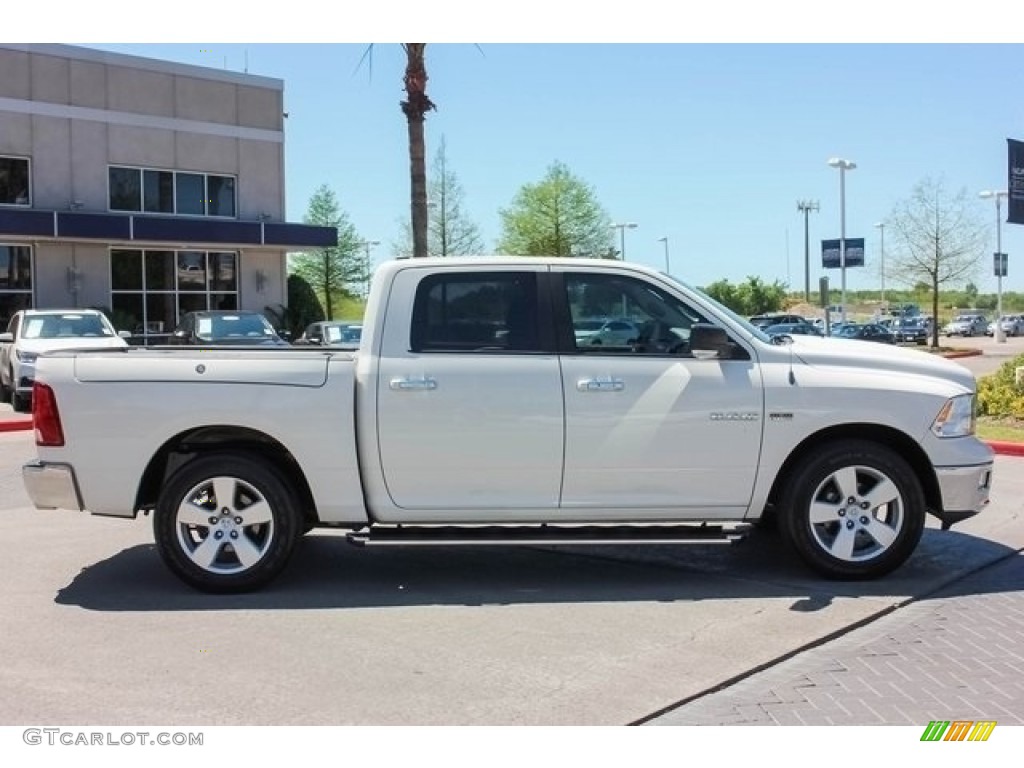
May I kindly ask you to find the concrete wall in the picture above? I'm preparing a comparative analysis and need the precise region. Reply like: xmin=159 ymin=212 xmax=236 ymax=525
xmin=0 ymin=44 xmax=292 ymax=313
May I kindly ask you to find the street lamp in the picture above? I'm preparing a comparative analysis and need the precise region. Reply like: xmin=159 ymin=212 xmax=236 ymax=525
xmin=657 ymin=236 xmax=670 ymax=273
xmin=979 ymin=189 xmax=1009 ymax=343
xmin=827 ymin=157 xmax=857 ymax=323
xmin=360 ymin=239 xmax=380 ymax=298
xmin=874 ymin=221 xmax=886 ymax=308
xmin=796 ymin=200 xmax=819 ymax=302
xmin=610 ymin=222 xmax=637 ymax=260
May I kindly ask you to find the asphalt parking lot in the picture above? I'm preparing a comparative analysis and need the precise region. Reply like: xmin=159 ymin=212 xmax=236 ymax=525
xmin=1 ymin=427 xmax=1021 ymax=726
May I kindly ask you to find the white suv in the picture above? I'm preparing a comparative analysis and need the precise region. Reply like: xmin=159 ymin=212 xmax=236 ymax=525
xmin=0 ymin=309 xmax=129 ymax=412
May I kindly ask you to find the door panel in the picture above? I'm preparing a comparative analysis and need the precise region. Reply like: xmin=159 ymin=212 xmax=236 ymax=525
xmin=377 ymin=354 xmax=563 ymax=510
xmin=374 ymin=268 xmax=564 ymax=512
xmin=560 ymin=356 xmax=763 ymax=508
xmin=555 ymin=270 xmax=764 ymax=511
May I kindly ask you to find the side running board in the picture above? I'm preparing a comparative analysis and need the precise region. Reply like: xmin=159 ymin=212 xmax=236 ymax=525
xmin=345 ymin=523 xmax=750 ymax=547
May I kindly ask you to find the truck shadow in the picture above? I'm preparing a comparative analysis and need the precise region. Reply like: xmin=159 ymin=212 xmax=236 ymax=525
xmin=53 ymin=526 xmax=1021 ymax=613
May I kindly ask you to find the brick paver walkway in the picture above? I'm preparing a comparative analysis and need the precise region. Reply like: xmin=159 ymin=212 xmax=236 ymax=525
xmin=648 ymin=552 xmax=1024 ymax=725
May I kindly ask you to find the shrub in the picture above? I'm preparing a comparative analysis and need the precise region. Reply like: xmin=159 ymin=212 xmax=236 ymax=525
xmin=977 ymin=353 xmax=1024 ymax=419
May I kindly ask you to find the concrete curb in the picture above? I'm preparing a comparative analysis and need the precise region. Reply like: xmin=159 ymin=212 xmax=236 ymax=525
xmin=0 ymin=418 xmax=31 ymax=434
xmin=941 ymin=348 xmax=984 ymax=359
xmin=986 ymin=440 xmax=1024 ymax=457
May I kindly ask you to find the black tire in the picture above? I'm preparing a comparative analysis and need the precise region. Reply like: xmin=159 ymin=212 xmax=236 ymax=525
xmin=12 ymin=391 xmax=30 ymax=413
xmin=778 ymin=440 xmax=926 ymax=580
xmin=153 ymin=453 xmax=302 ymax=593
xmin=0 ymin=374 xmax=10 ymax=404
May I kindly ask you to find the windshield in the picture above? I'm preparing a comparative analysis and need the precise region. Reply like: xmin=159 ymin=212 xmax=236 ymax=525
xmin=662 ymin=275 xmax=772 ymax=343
xmin=197 ymin=313 xmax=275 ymax=340
xmin=22 ymin=313 xmax=114 ymax=339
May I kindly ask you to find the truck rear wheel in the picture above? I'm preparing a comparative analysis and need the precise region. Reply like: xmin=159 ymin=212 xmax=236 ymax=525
xmin=778 ymin=440 xmax=926 ymax=579
xmin=153 ymin=453 xmax=302 ymax=593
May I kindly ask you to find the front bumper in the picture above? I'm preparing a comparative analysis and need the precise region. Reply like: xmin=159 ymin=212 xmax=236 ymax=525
xmin=932 ymin=462 xmax=993 ymax=529
xmin=22 ymin=461 xmax=84 ymax=511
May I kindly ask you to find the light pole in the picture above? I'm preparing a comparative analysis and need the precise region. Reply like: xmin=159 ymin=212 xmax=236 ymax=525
xmin=827 ymin=158 xmax=856 ymax=323
xmin=874 ymin=221 xmax=885 ymax=309
xmin=796 ymin=200 xmax=819 ymax=302
xmin=360 ymin=239 xmax=380 ymax=298
xmin=658 ymin=236 xmax=670 ymax=273
xmin=610 ymin=222 xmax=637 ymax=260
xmin=979 ymin=189 xmax=1008 ymax=343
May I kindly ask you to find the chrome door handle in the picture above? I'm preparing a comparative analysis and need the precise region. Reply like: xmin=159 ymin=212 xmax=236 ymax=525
xmin=576 ymin=377 xmax=624 ymax=392
xmin=389 ymin=376 xmax=438 ymax=391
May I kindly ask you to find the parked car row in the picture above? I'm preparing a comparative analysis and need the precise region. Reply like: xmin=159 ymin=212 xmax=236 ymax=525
xmin=1 ymin=308 xmax=368 ymax=412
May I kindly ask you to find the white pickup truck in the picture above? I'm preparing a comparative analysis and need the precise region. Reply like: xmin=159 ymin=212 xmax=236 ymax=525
xmin=22 ymin=258 xmax=993 ymax=592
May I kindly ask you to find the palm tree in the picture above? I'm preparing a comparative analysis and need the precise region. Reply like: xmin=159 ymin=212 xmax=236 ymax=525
xmin=401 ymin=44 xmax=434 ymax=259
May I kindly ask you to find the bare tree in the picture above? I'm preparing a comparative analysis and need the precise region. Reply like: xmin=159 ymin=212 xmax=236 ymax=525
xmin=392 ymin=136 xmax=484 ymax=257
xmin=886 ymin=177 xmax=989 ymax=347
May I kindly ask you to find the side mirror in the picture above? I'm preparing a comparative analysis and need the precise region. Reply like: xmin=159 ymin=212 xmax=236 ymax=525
xmin=118 ymin=330 xmax=132 ymax=339
xmin=690 ymin=323 xmax=732 ymax=360
xmin=0 ymin=332 xmax=12 ymax=343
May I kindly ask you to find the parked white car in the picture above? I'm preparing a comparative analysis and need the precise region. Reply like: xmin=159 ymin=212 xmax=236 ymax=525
xmin=985 ymin=315 xmax=1023 ymax=337
xmin=582 ymin=318 xmax=641 ymax=347
xmin=0 ymin=309 xmax=129 ymax=412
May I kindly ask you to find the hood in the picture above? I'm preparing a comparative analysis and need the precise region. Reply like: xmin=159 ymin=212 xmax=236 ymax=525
xmin=782 ymin=335 xmax=976 ymax=392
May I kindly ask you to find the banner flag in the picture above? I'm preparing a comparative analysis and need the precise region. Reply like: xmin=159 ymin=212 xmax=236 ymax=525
xmin=821 ymin=238 xmax=865 ymax=268
xmin=1009 ymin=138 xmax=1024 ymax=225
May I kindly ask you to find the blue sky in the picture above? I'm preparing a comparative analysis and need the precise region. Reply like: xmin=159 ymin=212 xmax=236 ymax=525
xmin=17 ymin=7 xmax=1024 ymax=297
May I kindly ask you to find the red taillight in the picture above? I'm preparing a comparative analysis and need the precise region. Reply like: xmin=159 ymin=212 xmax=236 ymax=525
xmin=33 ymin=382 xmax=65 ymax=447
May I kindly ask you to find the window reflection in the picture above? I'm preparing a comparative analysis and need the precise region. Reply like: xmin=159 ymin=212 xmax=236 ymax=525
xmin=110 ymin=248 xmax=238 ymax=344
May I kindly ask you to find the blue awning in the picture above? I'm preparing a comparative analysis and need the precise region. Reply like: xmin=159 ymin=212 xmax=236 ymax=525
xmin=0 ymin=209 xmax=337 ymax=249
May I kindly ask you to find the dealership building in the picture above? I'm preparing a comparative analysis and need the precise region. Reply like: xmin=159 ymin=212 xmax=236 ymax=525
xmin=0 ymin=43 xmax=334 ymax=340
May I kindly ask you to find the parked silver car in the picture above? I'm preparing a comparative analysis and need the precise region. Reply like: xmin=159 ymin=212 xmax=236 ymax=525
xmin=943 ymin=313 xmax=988 ymax=337
xmin=985 ymin=314 xmax=1023 ymax=337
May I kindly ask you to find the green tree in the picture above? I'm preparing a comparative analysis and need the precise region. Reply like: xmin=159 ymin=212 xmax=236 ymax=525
xmin=886 ymin=177 xmax=988 ymax=347
xmin=703 ymin=276 xmax=787 ymax=315
xmin=702 ymin=279 xmax=740 ymax=312
xmin=392 ymin=136 xmax=484 ymax=257
xmin=264 ymin=274 xmax=325 ymax=339
xmin=289 ymin=185 xmax=365 ymax=320
xmin=497 ymin=161 xmax=611 ymax=257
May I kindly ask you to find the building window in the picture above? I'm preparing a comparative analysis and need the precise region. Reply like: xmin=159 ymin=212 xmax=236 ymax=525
xmin=110 ymin=248 xmax=238 ymax=342
xmin=108 ymin=167 xmax=237 ymax=218
xmin=0 ymin=245 xmax=33 ymax=329
xmin=0 ymin=157 xmax=31 ymax=206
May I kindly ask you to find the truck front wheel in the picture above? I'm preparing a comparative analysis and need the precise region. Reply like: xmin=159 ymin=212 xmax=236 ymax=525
xmin=778 ymin=441 xmax=926 ymax=579
xmin=154 ymin=453 xmax=302 ymax=593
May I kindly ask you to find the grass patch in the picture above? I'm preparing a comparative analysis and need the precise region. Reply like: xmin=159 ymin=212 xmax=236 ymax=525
xmin=977 ymin=416 xmax=1024 ymax=443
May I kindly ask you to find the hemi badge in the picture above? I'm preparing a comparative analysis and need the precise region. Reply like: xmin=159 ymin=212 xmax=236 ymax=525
xmin=769 ymin=412 xmax=794 ymax=421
